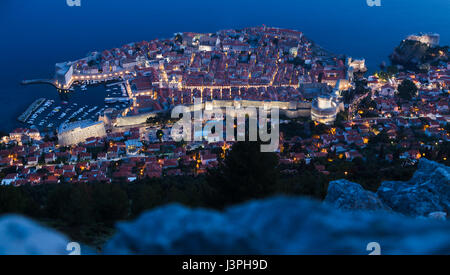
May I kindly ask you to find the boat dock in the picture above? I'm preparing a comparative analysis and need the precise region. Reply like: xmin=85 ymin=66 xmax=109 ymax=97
xmin=18 ymin=98 xmax=46 ymax=122
xmin=21 ymin=79 xmax=57 ymax=88
xmin=16 ymin=82 xmax=131 ymax=131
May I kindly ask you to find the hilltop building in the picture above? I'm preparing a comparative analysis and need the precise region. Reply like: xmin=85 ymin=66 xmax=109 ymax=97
xmin=406 ymin=33 xmax=440 ymax=47
xmin=347 ymin=58 xmax=367 ymax=72
xmin=347 ymin=57 xmax=367 ymax=82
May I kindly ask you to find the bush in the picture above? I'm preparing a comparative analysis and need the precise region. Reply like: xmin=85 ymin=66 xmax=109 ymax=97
xmin=207 ymin=141 xmax=279 ymax=208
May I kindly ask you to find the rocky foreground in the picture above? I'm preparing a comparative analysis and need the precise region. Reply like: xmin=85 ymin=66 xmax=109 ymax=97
xmin=325 ymin=159 xmax=449 ymax=218
xmin=0 ymin=159 xmax=449 ymax=255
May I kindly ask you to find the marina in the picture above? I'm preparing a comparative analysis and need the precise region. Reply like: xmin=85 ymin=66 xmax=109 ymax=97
xmin=17 ymin=98 xmax=46 ymax=123
xmin=17 ymin=82 xmax=131 ymax=132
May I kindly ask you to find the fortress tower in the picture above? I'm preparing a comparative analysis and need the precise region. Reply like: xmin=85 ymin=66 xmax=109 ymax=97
xmin=311 ymin=95 xmax=339 ymax=125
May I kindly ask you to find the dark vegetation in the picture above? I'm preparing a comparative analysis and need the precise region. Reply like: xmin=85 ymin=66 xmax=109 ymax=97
xmin=206 ymin=141 xmax=280 ymax=208
xmin=398 ymin=79 xmax=418 ymax=101
xmin=0 ymin=139 xmax=426 ymax=247
xmin=343 ymin=79 xmax=370 ymax=104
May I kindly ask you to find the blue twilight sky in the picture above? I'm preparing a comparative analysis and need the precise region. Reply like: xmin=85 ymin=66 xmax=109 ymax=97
xmin=0 ymin=0 xmax=448 ymax=131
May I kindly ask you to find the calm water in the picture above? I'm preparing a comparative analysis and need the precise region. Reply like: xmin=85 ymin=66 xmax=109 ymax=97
xmin=0 ymin=0 xmax=449 ymax=131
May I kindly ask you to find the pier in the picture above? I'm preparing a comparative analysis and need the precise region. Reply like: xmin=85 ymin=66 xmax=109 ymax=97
xmin=21 ymin=79 xmax=57 ymax=88
xmin=22 ymin=69 xmax=135 ymax=90
xmin=18 ymin=98 xmax=46 ymax=122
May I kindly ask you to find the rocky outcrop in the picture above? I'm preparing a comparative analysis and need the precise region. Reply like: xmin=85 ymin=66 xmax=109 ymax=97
xmin=428 ymin=212 xmax=447 ymax=221
xmin=377 ymin=159 xmax=450 ymax=217
xmin=389 ymin=40 xmax=429 ymax=68
xmin=1 ymin=195 xmax=450 ymax=255
xmin=103 ymin=197 xmax=450 ymax=255
xmin=325 ymin=180 xmax=389 ymax=211
xmin=0 ymin=160 xmax=448 ymax=255
xmin=325 ymin=159 xmax=449 ymax=218
xmin=389 ymin=39 xmax=449 ymax=70
xmin=0 ymin=215 xmax=69 ymax=255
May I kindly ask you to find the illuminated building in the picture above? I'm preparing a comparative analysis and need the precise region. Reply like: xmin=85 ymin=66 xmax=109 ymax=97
xmin=57 ymin=120 xmax=107 ymax=146
xmin=311 ymin=94 xmax=339 ymax=125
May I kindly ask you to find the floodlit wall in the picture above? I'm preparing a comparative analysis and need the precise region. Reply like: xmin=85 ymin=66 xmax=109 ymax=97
xmin=58 ymin=120 xmax=106 ymax=146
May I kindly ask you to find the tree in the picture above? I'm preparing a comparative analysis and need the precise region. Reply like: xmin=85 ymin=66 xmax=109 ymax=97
xmin=278 ymin=164 xmax=329 ymax=200
xmin=376 ymin=71 xmax=390 ymax=81
xmin=92 ymin=184 xmax=129 ymax=224
xmin=318 ymin=72 xmax=324 ymax=83
xmin=369 ymin=130 xmax=389 ymax=145
xmin=398 ymin=79 xmax=418 ymax=100
xmin=46 ymin=184 xmax=94 ymax=226
xmin=156 ymin=129 xmax=164 ymax=142
xmin=130 ymin=184 xmax=163 ymax=217
xmin=0 ymin=186 xmax=27 ymax=214
xmin=386 ymin=65 xmax=399 ymax=76
xmin=272 ymin=38 xmax=279 ymax=46
xmin=207 ymin=141 xmax=279 ymax=208
xmin=288 ymin=56 xmax=305 ymax=67
xmin=175 ymin=33 xmax=183 ymax=44
xmin=87 ymin=59 xmax=97 ymax=67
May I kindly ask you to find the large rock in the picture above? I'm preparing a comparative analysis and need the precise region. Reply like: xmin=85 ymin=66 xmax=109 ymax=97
xmin=325 ymin=159 xmax=449 ymax=218
xmin=104 ymin=197 xmax=450 ymax=255
xmin=0 ymin=215 xmax=69 ymax=255
xmin=0 ymin=160 xmax=448 ymax=255
xmin=428 ymin=212 xmax=447 ymax=221
xmin=325 ymin=179 xmax=389 ymax=211
xmin=377 ymin=159 xmax=450 ymax=217
xmin=389 ymin=39 xmax=448 ymax=70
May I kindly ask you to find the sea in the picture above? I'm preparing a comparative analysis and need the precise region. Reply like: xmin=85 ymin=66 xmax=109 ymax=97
xmin=0 ymin=0 xmax=448 ymax=132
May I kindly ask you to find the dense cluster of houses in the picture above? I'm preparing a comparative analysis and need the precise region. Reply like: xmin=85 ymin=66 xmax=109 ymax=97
xmin=1 ymin=90 xmax=447 ymax=184
xmin=0 ymin=125 xmax=227 ymax=185
xmin=74 ymin=26 xmax=347 ymax=115
xmin=279 ymin=113 xmax=448 ymax=175
xmin=277 ymin=62 xmax=449 ymax=175
xmin=366 ymin=63 xmax=449 ymax=138
xmin=1 ymin=27 xmax=448 ymax=186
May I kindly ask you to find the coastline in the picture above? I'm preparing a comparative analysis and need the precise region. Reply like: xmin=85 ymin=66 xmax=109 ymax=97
xmin=17 ymin=98 xmax=46 ymax=123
